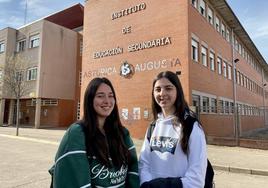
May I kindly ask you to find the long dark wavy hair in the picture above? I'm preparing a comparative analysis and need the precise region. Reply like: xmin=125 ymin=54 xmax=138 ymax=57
xmin=151 ymin=71 xmax=197 ymax=154
xmin=80 ymin=77 xmax=128 ymax=167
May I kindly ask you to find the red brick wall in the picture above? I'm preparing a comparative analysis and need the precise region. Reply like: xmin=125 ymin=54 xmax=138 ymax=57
xmin=188 ymin=2 xmax=265 ymax=136
xmin=82 ymin=0 xmax=266 ymax=138
xmin=83 ymin=0 xmax=190 ymax=138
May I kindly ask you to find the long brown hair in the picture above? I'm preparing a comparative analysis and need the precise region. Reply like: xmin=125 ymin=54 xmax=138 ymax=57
xmin=81 ymin=77 xmax=128 ymax=167
xmin=151 ymin=71 xmax=197 ymax=154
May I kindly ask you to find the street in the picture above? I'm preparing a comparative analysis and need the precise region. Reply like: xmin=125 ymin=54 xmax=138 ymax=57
xmin=0 ymin=129 xmax=267 ymax=187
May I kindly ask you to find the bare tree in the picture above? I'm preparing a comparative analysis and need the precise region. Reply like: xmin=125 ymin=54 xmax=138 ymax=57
xmin=1 ymin=54 xmax=31 ymax=136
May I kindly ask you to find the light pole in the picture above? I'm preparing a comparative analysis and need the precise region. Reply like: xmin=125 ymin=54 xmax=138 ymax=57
xmin=24 ymin=0 xmax=28 ymax=25
xmin=231 ymin=28 xmax=240 ymax=145
xmin=262 ymin=68 xmax=267 ymax=126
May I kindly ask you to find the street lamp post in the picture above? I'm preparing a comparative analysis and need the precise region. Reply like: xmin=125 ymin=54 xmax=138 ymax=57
xmin=231 ymin=28 xmax=239 ymax=145
xmin=262 ymin=68 xmax=267 ymax=126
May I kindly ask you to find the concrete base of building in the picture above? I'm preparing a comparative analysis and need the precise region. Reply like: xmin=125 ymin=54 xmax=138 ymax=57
xmin=208 ymin=136 xmax=268 ymax=150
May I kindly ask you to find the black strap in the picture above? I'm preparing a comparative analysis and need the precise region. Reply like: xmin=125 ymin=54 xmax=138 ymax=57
xmin=146 ymin=121 xmax=155 ymax=142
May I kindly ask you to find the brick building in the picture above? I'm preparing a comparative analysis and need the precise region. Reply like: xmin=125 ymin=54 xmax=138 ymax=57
xmin=82 ymin=0 xmax=268 ymax=139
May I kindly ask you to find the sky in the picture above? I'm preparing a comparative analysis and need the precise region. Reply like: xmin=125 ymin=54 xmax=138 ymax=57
xmin=0 ymin=0 xmax=267 ymax=62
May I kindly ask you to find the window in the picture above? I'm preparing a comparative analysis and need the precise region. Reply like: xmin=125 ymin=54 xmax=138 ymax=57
xmin=191 ymin=39 xmax=199 ymax=62
xmin=211 ymin=98 xmax=217 ymax=113
xmin=219 ymin=100 xmax=224 ymax=113
xmin=41 ymin=99 xmax=58 ymax=106
xmin=240 ymin=73 xmax=244 ymax=87
xmin=242 ymin=47 xmax=245 ymax=58
xmin=226 ymin=29 xmax=230 ymax=42
xmin=230 ymin=102 xmax=234 ymax=113
xmin=0 ymin=70 xmax=3 ymax=84
xmin=192 ymin=94 xmax=200 ymax=113
xmin=245 ymin=76 xmax=248 ymax=89
xmin=77 ymin=101 xmax=80 ymax=120
xmin=199 ymin=0 xmax=206 ymax=17
xmin=238 ymin=43 xmax=242 ymax=55
xmin=215 ymin=16 xmax=220 ymax=32
xmin=79 ymin=71 xmax=82 ymax=86
xmin=223 ymin=61 xmax=227 ymax=77
xmin=29 ymin=34 xmax=40 ymax=48
xmin=209 ymin=51 xmax=215 ymax=71
xmin=191 ymin=0 xmax=197 ymax=8
xmin=237 ymin=71 xmax=240 ymax=85
xmin=221 ymin=23 xmax=225 ymax=38
xmin=228 ymin=65 xmax=232 ymax=80
xmin=207 ymin=7 xmax=213 ymax=25
xmin=235 ymin=39 xmax=238 ymax=51
xmin=27 ymin=67 xmax=37 ymax=81
xmin=15 ymin=71 xmax=23 ymax=81
xmin=202 ymin=96 xmax=209 ymax=113
xmin=201 ymin=46 xmax=207 ymax=67
xmin=217 ymin=57 xmax=222 ymax=75
xmin=225 ymin=101 xmax=229 ymax=114
xmin=16 ymin=40 xmax=26 ymax=52
xmin=80 ymin=39 xmax=83 ymax=56
xmin=0 ymin=41 xmax=5 ymax=53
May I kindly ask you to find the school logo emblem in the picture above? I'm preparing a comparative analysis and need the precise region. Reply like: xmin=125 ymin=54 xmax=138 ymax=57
xmin=119 ymin=61 xmax=135 ymax=79
xmin=150 ymin=136 xmax=178 ymax=154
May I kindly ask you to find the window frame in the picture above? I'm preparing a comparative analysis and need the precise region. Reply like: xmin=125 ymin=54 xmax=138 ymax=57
xmin=16 ymin=39 xmax=26 ymax=52
xmin=27 ymin=67 xmax=38 ymax=81
xmin=29 ymin=34 xmax=40 ymax=48
xmin=199 ymin=0 xmax=206 ymax=17
xmin=191 ymin=39 xmax=199 ymax=62
xmin=191 ymin=0 xmax=198 ymax=9
xmin=201 ymin=46 xmax=208 ymax=67
xmin=209 ymin=51 xmax=215 ymax=71
xmin=207 ymin=6 xmax=214 ymax=25
xmin=217 ymin=57 xmax=222 ymax=75
xmin=215 ymin=16 xmax=220 ymax=32
xmin=0 ymin=41 xmax=5 ymax=53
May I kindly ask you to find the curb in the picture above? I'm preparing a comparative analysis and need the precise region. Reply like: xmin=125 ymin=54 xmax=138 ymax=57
xmin=0 ymin=134 xmax=59 ymax=146
xmin=213 ymin=165 xmax=268 ymax=176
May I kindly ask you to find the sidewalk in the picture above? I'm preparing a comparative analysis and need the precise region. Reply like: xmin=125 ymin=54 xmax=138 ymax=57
xmin=1 ymin=126 xmax=268 ymax=176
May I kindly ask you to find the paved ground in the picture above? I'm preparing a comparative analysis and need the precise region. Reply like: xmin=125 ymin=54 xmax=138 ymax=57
xmin=0 ymin=126 xmax=268 ymax=187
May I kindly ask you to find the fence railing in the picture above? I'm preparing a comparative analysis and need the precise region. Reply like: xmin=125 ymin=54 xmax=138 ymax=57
xmin=191 ymin=105 xmax=268 ymax=149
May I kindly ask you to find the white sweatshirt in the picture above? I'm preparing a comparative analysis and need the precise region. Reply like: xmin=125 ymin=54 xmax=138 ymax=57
xmin=139 ymin=115 xmax=207 ymax=188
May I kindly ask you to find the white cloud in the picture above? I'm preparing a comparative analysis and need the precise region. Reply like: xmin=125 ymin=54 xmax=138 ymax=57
xmin=253 ymin=25 xmax=268 ymax=39
xmin=8 ymin=16 xmax=24 ymax=28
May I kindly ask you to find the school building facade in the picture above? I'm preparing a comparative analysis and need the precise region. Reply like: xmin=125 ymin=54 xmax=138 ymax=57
xmin=82 ymin=0 xmax=268 ymax=139
xmin=0 ymin=4 xmax=83 ymax=128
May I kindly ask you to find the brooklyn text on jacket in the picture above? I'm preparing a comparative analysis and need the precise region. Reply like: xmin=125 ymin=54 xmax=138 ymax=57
xmin=111 ymin=3 xmax=146 ymax=20
xmin=93 ymin=47 xmax=123 ymax=59
xmin=91 ymin=164 xmax=128 ymax=180
xmin=128 ymin=37 xmax=171 ymax=52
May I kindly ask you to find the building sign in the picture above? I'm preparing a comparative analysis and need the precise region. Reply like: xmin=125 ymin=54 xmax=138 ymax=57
xmin=111 ymin=2 xmax=146 ymax=20
xmin=83 ymin=58 xmax=181 ymax=79
xmin=120 ymin=61 xmax=135 ymax=78
xmin=128 ymin=36 xmax=171 ymax=52
xmin=93 ymin=47 xmax=123 ymax=59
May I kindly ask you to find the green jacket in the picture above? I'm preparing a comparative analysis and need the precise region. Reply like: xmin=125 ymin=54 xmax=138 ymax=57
xmin=49 ymin=123 xmax=139 ymax=188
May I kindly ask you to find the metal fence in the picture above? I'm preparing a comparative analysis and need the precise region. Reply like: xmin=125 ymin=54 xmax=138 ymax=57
xmin=191 ymin=105 xmax=268 ymax=149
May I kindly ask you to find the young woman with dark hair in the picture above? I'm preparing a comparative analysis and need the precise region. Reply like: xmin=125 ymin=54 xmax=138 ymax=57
xmin=139 ymin=71 xmax=207 ymax=188
xmin=49 ymin=77 xmax=139 ymax=188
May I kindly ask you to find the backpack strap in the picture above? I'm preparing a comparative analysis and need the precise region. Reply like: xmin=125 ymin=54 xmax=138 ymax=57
xmin=146 ymin=121 xmax=156 ymax=142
